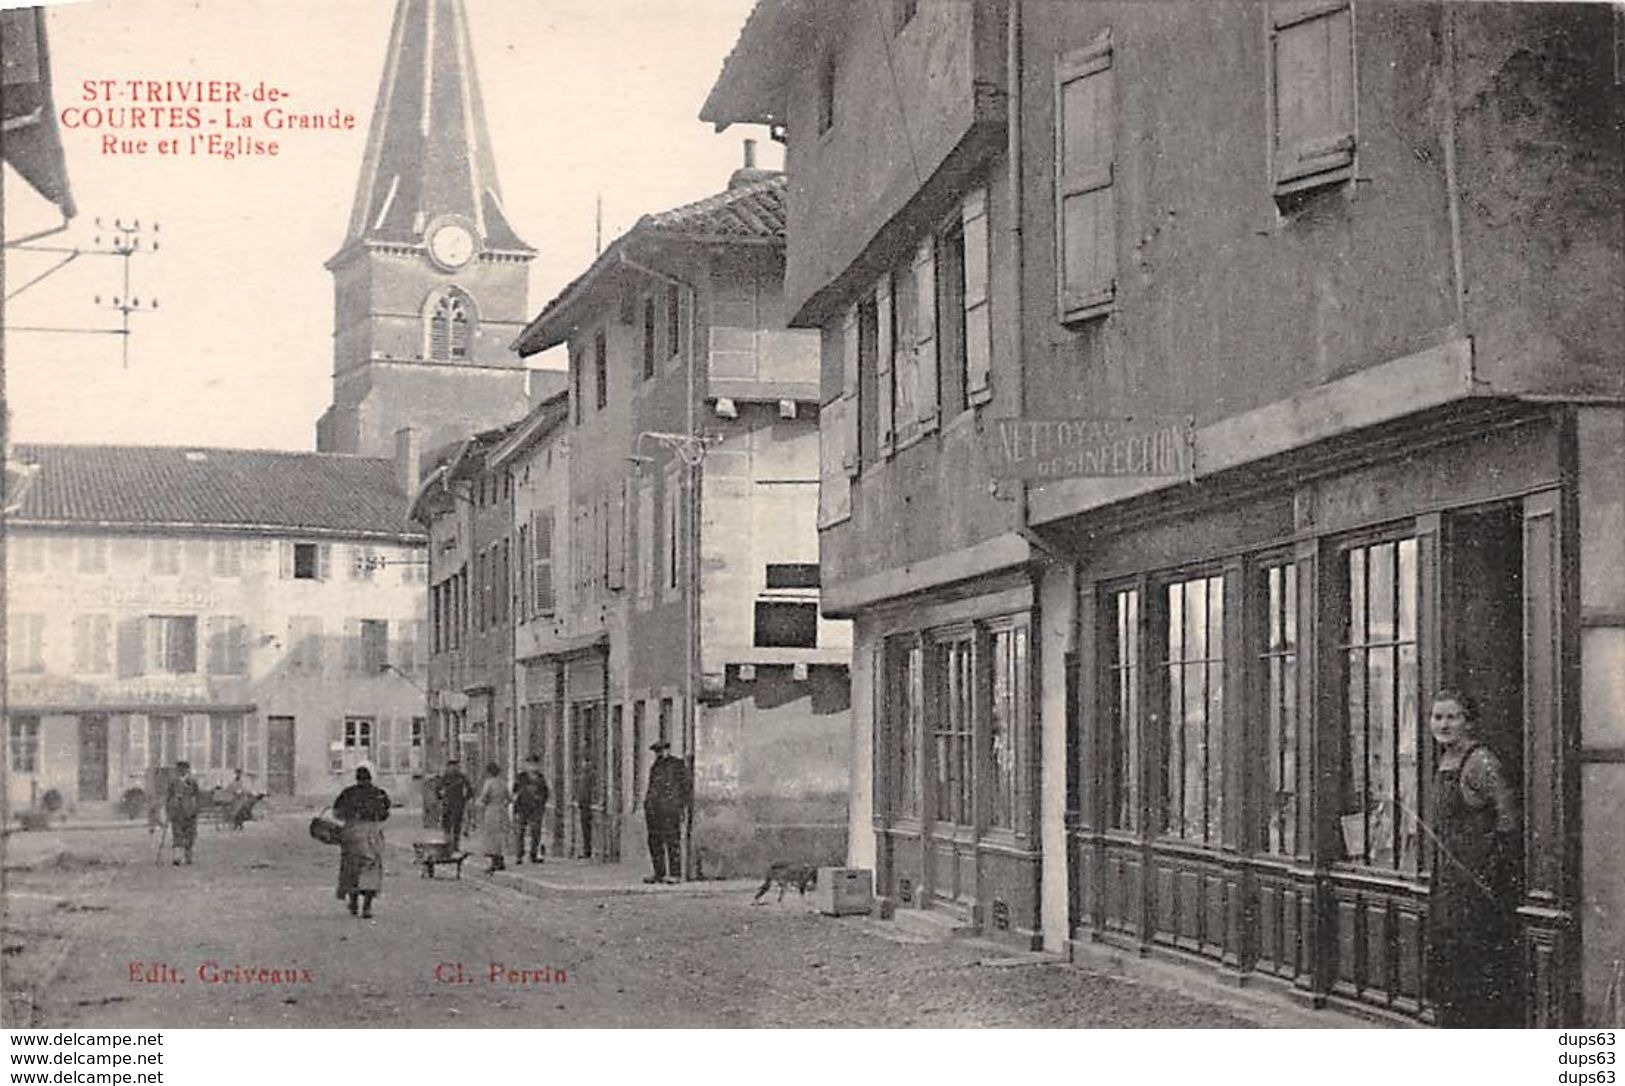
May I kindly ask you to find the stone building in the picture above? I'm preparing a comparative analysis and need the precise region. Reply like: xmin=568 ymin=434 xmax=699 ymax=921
xmin=507 ymin=158 xmax=852 ymax=876
xmin=704 ymin=0 xmax=1623 ymax=1025
xmin=5 ymin=444 xmax=428 ymax=816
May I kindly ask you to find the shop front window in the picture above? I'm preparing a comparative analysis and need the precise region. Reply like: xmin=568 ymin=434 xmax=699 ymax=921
xmin=1105 ymin=587 xmax=1141 ymax=832
xmin=1162 ymin=574 xmax=1225 ymax=844
xmin=931 ymin=634 xmax=975 ymax=826
xmin=887 ymin=639 xmax=923 ymax=820
xmin=987 ymin=622 xmax=1031 ymax=833
xmin=1261 ymin=562 xmax=1301 ymax=855
xmin=1341 ymin=536 xmax=1422 ymax=874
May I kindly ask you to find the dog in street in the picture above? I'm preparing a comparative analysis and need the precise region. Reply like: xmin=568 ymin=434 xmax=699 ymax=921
xmin=752 ymin=861 xmax=818 ymax=904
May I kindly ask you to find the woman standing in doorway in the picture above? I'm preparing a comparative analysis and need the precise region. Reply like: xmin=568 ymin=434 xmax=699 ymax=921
xmin=1426 ymin=689 xmax=1521 ymax=1027
xmin=476 ymin=762 xmax=511 ymax=873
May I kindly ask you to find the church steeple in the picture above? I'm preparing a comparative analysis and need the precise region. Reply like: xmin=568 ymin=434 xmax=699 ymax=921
xmin=331 ymin=0 xmax=531 ymax=263
xmin=316 ymin=0 xmax=536 ymax=459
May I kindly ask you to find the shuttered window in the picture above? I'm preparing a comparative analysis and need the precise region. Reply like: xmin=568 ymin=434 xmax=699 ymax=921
xmin=1270 ymin=0 xmax=1356 ymax=194
xmin=962 ymin=189 xmax=992 ymax=404
xmin=1055 ymin=31 xmax=1116 ymax=322
xmin=840 ymin=305 xmax=860 ymax=478
xmin=877 ymin=276 xmax=895 ymax=455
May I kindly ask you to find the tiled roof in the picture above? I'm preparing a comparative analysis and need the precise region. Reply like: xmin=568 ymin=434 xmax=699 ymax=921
xmin=641 ymin=174 xmax=787 ymax=242
xmin=11 ymin=444 xmax=422 ymax=540
xmin=513 ymin=175 xmax=786 ymax=355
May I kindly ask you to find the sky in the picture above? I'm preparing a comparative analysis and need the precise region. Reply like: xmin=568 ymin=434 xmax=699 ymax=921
xmin=2 ymin=0 xmax=780 ymax=451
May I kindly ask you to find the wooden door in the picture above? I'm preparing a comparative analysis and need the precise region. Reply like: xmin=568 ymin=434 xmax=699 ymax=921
xmin=266 ymin=716 xmax=295 ymax=796
xmin=77 ymin=715 xmax=109 ymax=801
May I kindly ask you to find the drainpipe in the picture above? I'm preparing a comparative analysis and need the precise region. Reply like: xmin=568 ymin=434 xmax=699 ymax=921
xmin=617 ymin=250 xmax=702 ymax=881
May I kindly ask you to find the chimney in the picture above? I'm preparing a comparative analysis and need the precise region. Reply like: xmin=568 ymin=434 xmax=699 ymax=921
xmin=728 ymin=137 xmax=777 ymax=190
xmin=394 ymin=426 xmax=420 ymax=498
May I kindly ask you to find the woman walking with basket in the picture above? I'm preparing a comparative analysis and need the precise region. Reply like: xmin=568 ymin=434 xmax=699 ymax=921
xmin=332 ymin=766 xmax=391 ymax=919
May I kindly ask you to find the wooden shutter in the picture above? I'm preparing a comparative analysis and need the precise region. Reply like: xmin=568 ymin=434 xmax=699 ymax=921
xmin=1271 ymin=0 xmax=1355 ymax=190
xmin=129 ymin=715 xmax=148 ymax=770
xmin=607 ymin=482 xmax=626 ymax=590
xmin=278 ymin=541 xmax=293 ymax=579
xmin=916 ymin=238 xmax=942 ymax=432
xmin=317 ymin=543 xmax=332 ymax=581
xmin=345 ymin=619 xmax=361 ymax=675
xmin=841 ymin=305 xmax=860 ymax=476
xmin=876 ymin=278 xmax=895 ymax=456
xmin=963 ymin=188 xmax=993 ymax=403
xmin=1055 ymin=31 xmax=1117 ymax=321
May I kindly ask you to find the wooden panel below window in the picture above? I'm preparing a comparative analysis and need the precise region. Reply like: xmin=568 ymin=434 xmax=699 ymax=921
xmin=1328 ymin=878 xmax=1429 ymax=1018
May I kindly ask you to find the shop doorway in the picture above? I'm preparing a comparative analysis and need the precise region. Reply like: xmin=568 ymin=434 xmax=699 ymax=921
xmin=1447 ymin=506 xmax=1525 ymax=798
xmin=77 ymin=715 xmax=109 ymax=801
xmin=266 ymin=716 xmax=296 ymax=796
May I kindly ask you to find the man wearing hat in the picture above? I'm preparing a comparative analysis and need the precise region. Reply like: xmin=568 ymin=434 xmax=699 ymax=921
xmin=642 ymin=739 xmax=690 ymax=884
xmin=163 ymin=760 xmax=201 ymax=865
xmin=511 ymin=756 xmax=550 ymax=864
xmin=434 ymin=758 xmax=474 ymax=852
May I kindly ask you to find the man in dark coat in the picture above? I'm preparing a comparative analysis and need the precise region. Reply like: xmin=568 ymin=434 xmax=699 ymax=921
xmin=435 ymin=759 xmax=474 ymax=851
xmin=642 ymin=740 xmax=690 ymax=884
xmin=573 ymin=757 xmax=596 ymax=858
xmin=164 ymin=760 xmax=201 ymax=866
xmin=511 ymin=756 xmax=550 ymax=864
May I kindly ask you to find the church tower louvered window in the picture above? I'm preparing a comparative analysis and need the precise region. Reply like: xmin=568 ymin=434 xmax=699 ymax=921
xmin=427 ymin=289 xmax=475 ymax=361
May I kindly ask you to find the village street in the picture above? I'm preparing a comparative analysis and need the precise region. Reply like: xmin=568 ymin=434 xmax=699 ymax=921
xmin=0 ymin=811 xmax=1319 ymax=1029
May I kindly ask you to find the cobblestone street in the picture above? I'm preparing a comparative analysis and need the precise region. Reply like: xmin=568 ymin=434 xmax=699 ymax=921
xmin=0 ymin=813 xmax=1301 ymax=1028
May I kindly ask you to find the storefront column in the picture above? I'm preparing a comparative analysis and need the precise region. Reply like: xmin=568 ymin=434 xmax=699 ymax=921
xmin=1575 ymin=405 xmax=1625 ymax=1024
xmin=846 ymin=621 xmax=877 ymax=873
xmin=1038 ymin=562 xmax=1075 ymax=952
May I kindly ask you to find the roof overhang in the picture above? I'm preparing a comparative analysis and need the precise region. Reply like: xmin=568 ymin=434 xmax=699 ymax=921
xmin=488 ymin=393 xmax=570 ymax=469
xmin=700 ymin=0 xmax=835 ymax=131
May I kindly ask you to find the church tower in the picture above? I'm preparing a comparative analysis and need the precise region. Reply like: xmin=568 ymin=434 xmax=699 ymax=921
xmin=316 ymin=0 xmax=534 ymax=459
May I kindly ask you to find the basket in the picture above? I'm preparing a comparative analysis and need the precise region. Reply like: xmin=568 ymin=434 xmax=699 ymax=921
xmin=309 ymin=808 xmax=344 ymax=846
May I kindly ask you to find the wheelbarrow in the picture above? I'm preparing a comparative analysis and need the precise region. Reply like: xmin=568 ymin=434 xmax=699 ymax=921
xmin=412 ymin=835 xmax=469 ymax=879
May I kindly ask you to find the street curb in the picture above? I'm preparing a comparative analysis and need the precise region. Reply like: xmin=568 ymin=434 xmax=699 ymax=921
xmin=382 ymin=839 xmax=758 ymax=898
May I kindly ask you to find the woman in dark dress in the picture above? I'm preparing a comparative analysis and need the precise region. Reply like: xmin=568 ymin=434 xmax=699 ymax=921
xmin=333 ymin=766 xmax=391 ymax=919
xmin=1426 ymin=690 xmax=1520 ymax=1027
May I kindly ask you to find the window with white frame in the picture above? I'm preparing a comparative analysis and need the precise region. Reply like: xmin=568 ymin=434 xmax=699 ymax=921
xmin=147 ymin=615 xmax=198 ymax=674
xmin=9 ymin=716 xmax=40 ymax=772
xmin=1269 ymin=0 xmax=1356 ymax=196
xmin=1055 ymin=30 xmax=1117 ymax=323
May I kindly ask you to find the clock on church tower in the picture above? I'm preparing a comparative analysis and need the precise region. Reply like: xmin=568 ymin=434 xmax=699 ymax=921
xmin=315 ymin=0 xmax=535 ymax=460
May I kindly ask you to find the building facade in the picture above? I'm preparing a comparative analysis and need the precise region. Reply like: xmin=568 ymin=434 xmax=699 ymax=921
xmin=4 ymin=445 xmax=429 ymax=818
xmin=705 ymin=0 xmax=1624 ymax=1025
xmin=511 ymin=162 xmax=852 ymax=877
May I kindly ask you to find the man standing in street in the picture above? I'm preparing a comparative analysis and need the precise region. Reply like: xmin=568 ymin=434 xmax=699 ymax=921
xmin=573 ymin=755 xmax=596 ymax=858
xmin=435 ymin=758 xmax=474 ymax=852
xmin=512 ymin=756 xmax=549 ymax=864
xmin=642 ymin=740 xmax=690 ymax=885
